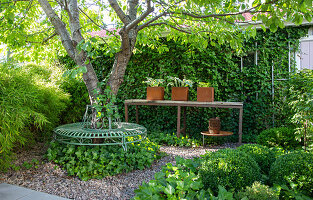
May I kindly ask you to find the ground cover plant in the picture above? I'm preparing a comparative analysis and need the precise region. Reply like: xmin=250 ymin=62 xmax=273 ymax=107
xmin=149 ymin=131 xmax=201 ymax=147
xmin=133 ymin=157 xmax=211 ymax=200
xmin=237 ymin=181 xmax=279 ymax=200
xmin=46 ymin=139 xmax=164 ymax=181
xmin=0 ymin=62 xmax=69 ymax=171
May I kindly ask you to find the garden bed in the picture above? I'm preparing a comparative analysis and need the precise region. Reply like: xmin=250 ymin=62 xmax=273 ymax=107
xmin=0 ymin=143 xmax=237 ymax=200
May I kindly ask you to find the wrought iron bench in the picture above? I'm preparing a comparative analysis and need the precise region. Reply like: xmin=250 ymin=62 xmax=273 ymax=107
xmin=53 ymin=105 xmax=147 ymax=151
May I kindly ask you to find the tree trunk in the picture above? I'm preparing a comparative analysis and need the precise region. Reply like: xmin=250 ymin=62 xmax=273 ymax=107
xmin=107 ymin=29 xmax=137 ymax=95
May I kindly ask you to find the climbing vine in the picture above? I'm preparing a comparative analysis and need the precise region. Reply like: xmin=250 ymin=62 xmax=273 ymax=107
xmin=59 ymin=26 xmax=309 ymax=141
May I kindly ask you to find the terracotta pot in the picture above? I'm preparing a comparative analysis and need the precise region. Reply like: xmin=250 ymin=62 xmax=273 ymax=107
xmin=146 ymin=87 xmax=164 ymax=100
xmin=209 ymin=117 xmax=220 ymax=134
xmin=171 ymin=87 xmax=189 ymax=101
xmin=197 ymin=87 xmax=214 ymax=102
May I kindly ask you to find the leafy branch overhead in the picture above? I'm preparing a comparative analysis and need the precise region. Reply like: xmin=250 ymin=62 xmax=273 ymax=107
xmin=0 ymin=0 xmax=312 ymax=100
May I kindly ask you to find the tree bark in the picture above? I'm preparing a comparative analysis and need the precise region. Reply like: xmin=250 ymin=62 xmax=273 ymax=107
xmin=39 ymin=0 xmax=100 ymax=104
xmin=107 ymin=28 xmax=137 ymax=95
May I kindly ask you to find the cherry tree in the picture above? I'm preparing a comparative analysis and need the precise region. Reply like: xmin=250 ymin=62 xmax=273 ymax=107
xmin=1 ymin=0 xmax=312 ymax=102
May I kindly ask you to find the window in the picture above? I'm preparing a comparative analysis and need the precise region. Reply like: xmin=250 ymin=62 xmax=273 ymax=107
xmin=296 ymin=27 xmax=313 ymax=70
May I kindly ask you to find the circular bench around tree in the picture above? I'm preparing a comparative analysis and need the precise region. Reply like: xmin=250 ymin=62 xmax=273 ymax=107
xmin=53 ymin=105 xmax=147 ymax=151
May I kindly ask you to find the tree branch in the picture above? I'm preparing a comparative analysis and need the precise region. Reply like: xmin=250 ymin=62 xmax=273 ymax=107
xmin=138 ymin=11 xmax=167 ymax=31
xmin=170 ymin=1 xmax=277 ymax=19
xmin=78 ymin=7 xmax=119 ymax=39
xmin=68 ymin=0 xmax=83 ymax=43
xmin=78 ymin=7 xmax=105 ymax=29
xmin=42 ymin=31 xmax=57 ymax=44
xmin=126 ymin=0 xmax=154 ymax=31
xmin=38 ymin=0 xmax=76 ymax=60
xmin=108 ymin=0 xmax=129 ymax=24
xmin=144 ymin=22 xmax=192 ymax=34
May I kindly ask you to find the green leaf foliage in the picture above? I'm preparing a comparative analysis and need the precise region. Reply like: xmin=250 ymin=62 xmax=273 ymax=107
xmin=237 ymin=181 xmax=279 ymax=200
xmin=287 ymin=70 xmax=313 ymax=151
xmin=256 ymin=127 xmax=300 ymax=150
xmin=149 ymin=131 xmax=201 ymax=147
xmin=133 ymin=156 xmax=211 ymax=200
xmin=59 ymin=26 xmax=308 ymax=143
xmin=269 ymin=151 xmax=313 ymax=196
xmin=0 ymin=62 xmax=69 ymax=171
xmin=46 ymin=139 xmax=163 ymax=181
xmin=237 ymin=144 xmax=277 ymax=175
xmin=199 ymin=148 xmax=261 ymax=192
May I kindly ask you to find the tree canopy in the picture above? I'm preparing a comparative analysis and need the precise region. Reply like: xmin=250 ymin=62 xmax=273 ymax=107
xmin=0 ymin=0 xmax=312 ymax=98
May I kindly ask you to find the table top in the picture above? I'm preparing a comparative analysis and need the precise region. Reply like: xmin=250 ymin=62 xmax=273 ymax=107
xmin=124 ymin=99 xmax=243 ymax=108
xmin=201 ymin=131 xmax=233 ymax=136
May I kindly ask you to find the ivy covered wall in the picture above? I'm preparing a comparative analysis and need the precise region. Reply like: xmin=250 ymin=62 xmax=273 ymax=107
xmin=59 ymin=26 xmax=309 ymax=142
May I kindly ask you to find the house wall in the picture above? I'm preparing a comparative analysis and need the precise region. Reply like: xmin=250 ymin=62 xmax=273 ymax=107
xmin=296 ymin=27 xmax=313 ymax=70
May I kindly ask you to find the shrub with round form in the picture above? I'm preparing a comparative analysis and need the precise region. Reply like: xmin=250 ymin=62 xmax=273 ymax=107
xmin=237 ymin=144 xmax=276 ymax=175
xmin=257 ymin=127 xmax=299 ymax=149
xmin=269 ymin=151 xmax=313 ymax=196
xmin=199 ymin=148 xmax=261 ymax=192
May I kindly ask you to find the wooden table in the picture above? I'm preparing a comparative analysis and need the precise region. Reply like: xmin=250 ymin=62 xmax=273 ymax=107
xmin=124 ymin=99 xmax=243 ymax=144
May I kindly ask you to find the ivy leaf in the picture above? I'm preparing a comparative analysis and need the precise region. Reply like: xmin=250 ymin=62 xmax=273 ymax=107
xmin=164 ymin=184 xmax=175 ymax=195
xmin=190 ymin=181 xmax=202 ymax=190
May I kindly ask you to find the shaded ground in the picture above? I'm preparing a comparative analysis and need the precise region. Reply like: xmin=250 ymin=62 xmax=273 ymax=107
xmin=0 ymin=143 xmax=238 ymax=200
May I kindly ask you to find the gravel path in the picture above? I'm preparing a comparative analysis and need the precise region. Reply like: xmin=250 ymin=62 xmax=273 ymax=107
xmin=0 ymin=143 xmax=238 ymax=200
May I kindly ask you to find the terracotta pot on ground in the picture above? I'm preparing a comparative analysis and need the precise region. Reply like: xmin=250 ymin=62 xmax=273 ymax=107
xmin=197 ymin=87 xmax=214 ymax=102
xmin=146 ymin=87 xmax=164 ymax=100
xmin=209 ymin=117 xmax=220 ymax=134
xmin=171 ymin=87 xmax=189 ymax=101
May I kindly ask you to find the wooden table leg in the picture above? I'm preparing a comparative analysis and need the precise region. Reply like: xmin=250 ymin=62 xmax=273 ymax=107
xmin=136 ymin=105 xmax=139 ymax=124
xmin=238 ymin=107 xmax=243 ymax=145
xmin=125 ymin=103 xmax=129 ymax=122
xmin=177 ymin=106 xmax=181 ymax=137
xmin=183 ymin=106 xmax=187 ymax=136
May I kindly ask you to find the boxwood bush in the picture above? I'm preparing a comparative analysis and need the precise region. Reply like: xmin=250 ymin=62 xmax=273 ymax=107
xmin=46 ymin=139 xmax=164 ymax=181
xmin=269 ymin=151 xmax=313 ymax=196
xmin=257 ymin=127 xmax=300 ymax=149
xmin=237 ymin=144 xmax=276 ymax=175
xmin=199 ymin=148 xmax=261 ymax=192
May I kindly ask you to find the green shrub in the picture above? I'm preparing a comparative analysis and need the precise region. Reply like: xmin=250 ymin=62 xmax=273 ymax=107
xmin=257 ymin=127 xmax=300 ymax=149
xmin=46 ymin=139 xmax=163 ymax=181
xmin=58 ymin=76 xmax=89 ymax=123
xmin=237 ymin=181 xmax=279 ymax=200
xmin=0 ymin=63 xmax=69 ymax=171
xmin=269 ymin=151 xmax=313 ymax=196
xmin=149 ymin=132 xmax=201 ymax=147
xmin=199 ymin=149 xmax=261 ymax=192
xmin=134 ymin=157 xmax=209 ymax=199
xmin=287 ymin=69 xmax=313 ymax=151
xmin=237 ymin=144 xmax=276 ymax=175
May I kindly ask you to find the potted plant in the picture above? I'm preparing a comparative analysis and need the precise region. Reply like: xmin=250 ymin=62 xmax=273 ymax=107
xmin=143 ymin=77 xmax=165 ymax=100
xmin=197 ymin=81 xmax=214 ymax=102
xmin=167 ymin=76 xmax=193 ymax=101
